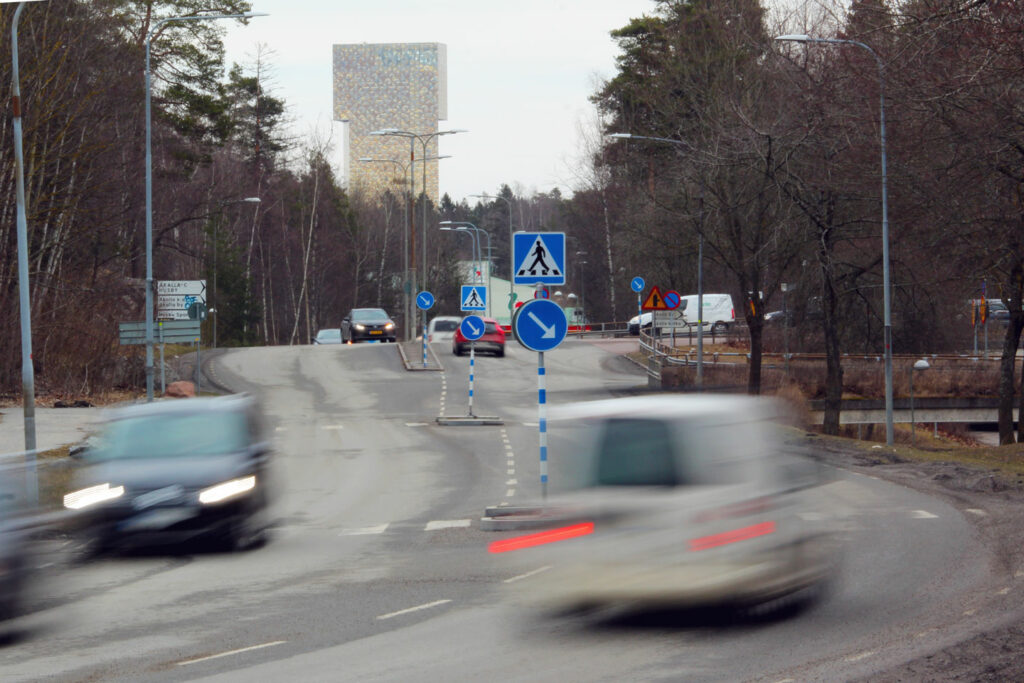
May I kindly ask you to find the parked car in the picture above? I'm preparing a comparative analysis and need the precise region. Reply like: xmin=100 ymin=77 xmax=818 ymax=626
xmin=502 ymin=395 xmax=841 ymax=613
xmin=64 ymin=394 xmax=276 ymax=553
xmin=628 ymin=294 xmax=735 ymax=335
xmin=427 ymin=316 xmax=461 ymax=342
xmin=453 ymin=317 xmax=505 ymax=357
xmin=313 ymin=328 xmax=342 ymax=345
xmin=341 ymin=308 xmax=396 ymax=343
xmin=627 ymin=311 xmax=653 ymax=336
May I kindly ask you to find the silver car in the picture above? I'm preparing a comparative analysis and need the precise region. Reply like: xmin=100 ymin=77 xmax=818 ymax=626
xmin=501 ymin=395 xmax=841 ymax=613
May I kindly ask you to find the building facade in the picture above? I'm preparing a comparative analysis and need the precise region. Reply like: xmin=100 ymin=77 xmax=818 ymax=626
xmin=333 ymin=43 xmax=448 ymax=202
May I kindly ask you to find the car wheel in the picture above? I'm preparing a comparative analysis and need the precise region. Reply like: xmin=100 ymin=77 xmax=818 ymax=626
xmin=496 ymin=348 xmax=505 ymax=357
xmin=713 ymin=322 xmax=729 ymax=334
xmin=224 ymin=516 xmax=266 ymax=552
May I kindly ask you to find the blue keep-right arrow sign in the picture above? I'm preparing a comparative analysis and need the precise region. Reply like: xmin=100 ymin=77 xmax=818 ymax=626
xmin=631 ymin=276 xmax=645 ymax=293
xmin=513 ymin=299 xmax=568 ymax=352
xmin=460 ymin=315 xmax=485 ymax=341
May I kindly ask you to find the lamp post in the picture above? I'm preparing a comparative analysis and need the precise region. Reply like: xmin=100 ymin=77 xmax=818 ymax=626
xmin=909 ymin=358 xmax=930 ymax=444
xmin=360 ymin=155 xmax=450 ymax=340
xmin=369 ymin=128 xmax=466 ymax=291
xmin=575 ymin=252 xmax=588 ymax=337
xmin=607 ymin=132 xmax=705 ymax=386
xmin=145 ymin=10 xmax=267 ymax=401
xmin=775 ymin=34 xmax=894 ymax=444
xmin=441 ymin=221 xmax=491 ymax=315
xmin=213 ymin=197 xmax=260 ymax=349
xmin=440 ymin=226 xmax=478 ymax=281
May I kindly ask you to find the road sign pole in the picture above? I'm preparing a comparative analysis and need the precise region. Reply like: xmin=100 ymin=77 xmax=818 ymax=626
xmin=538 ymin=351 xmax=547 ymax=501
xmin=422 ymin=320 xmax=427 ymax=368
xmin=195 ymin=342 xmax=201 ymax=394
xmin=467 ymin=342 xmax=476 ymax=417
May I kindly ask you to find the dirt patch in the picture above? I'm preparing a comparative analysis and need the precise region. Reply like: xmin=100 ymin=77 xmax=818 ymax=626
xmin=801 ymin=433 xmax=1024 ymax=680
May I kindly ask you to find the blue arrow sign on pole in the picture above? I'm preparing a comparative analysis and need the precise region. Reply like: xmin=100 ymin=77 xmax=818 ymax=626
xmin=513 ymin=232 xmax=566 ymax=285
xmin=513 ymin=299 xmax=568 ymax=352
xmin=460 ymin=315 xmax=485 ymax=341
xmin=631 ymin=276 xmax=645 ymax=293
xmin=416 ymin=290 xmax=435 ymax=310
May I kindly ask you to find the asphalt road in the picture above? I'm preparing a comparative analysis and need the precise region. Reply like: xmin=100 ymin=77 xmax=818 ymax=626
xmin=0 ymin=339 xmax=997 ymax=681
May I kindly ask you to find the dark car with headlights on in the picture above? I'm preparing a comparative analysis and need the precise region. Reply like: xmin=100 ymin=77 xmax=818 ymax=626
xmin=64 ymin=394 xmax=275 ymax=553
xmin=453 ymin=316 xmax=505 ymax=357
xmin=341 ymin=308 xmax=397 ymax=343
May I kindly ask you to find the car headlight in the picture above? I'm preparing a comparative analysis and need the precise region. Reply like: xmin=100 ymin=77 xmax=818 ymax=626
xmin=384 ymin=322 xmax=395 ymax=330
xmin=354 ymin=324 xmax=366 ymax=331
xmin=64 ymin=483 xmax=125 ymax=510
xmin=198 ymin=476 xmax=256 ymax=505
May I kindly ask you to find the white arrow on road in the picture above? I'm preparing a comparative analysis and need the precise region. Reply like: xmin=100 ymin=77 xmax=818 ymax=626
xmin=527 ymin=311 xmax=556 ymax=338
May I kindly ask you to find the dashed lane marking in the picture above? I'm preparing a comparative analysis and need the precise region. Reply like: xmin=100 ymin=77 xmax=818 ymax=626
xmin=177 ymin=641 xmax=287 ymax=666
xmin=997 ymin=587 xmax=1011 ymax=595
xmin=844 ymin=651 xmax=876 ymax=663
xmin=507 ymin=479 xmax=518 ymax=485
xmin=321 ymin=425 xmax=344 ymax=431
xmin=425 ymin=519 xmax=472 ymax=531
xmin=376 ymin=599 xmax=452 ymax=621
xmin=504 ymin=565 xmax=552 ymax=584
xmin=405 ymin=422 xmax=429 ymax=427
xmin=964 ymin=609 xmax=977 ymax=616
xmin=523 ymin=422 xmax=538 ymax=427
xmin=340 ymin=524 xmax=390 ymax=536
xmin=506 ymin=489 xmax=515 ymax=497
xmin=965 ymin=508 xmax=987 ymax=517
xmin=1015 ymin=571 xmax=1024 ymax=579
xmin=911 ymin=510 xmax=938 ymax=519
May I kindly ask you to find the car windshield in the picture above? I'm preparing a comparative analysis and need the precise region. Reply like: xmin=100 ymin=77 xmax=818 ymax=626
xmin=351 ymin=308 xmax=390 ymax=322
xmin=432 ymin=319 xmax=458 ymax=332
xmin=485 ymin=322 xmax=499 ymax=334
xmin=594 ymin=418 xmax=680 ymax=486
xmin=316 ymin=329 xmax=341 ymax=341
xmin=90 ymin=412 xmax=249 ymax=460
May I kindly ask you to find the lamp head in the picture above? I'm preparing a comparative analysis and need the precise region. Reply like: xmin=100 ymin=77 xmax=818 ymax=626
xmin=775 ymin=34 xmax=811 ymax=42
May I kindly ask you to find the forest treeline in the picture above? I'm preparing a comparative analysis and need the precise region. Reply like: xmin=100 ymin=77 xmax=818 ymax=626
xmin=2 ymin=1 xmax=1023 ymax=440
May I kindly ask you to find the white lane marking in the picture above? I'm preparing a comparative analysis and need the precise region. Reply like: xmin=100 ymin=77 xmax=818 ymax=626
xmin=965 ymin=508 xmax=987 ymax=517
xmin=911 ymin=510 xmax=938 ymax=519
xmin=505 ymin=445 xmax=514 ymax=452
xmin=177 ymin=641 xmax=287 ymax=666
xmin=425 ymin=519 xmax=471 ymax=531
xmin=321 ymin=425 xmax=344 ymax=431
xmin=1015 ymin=571 xmax=1024 ymax=578
xmin=964 ymin=608 xmax=976 ymax=616
xmin=844 ymin=650 xmax=876 ymax=663
xmin=997 ymin=587 xmax=1011 ymax=595
xmin=507 ymin=469 xmax=515 ymax=475
xmin=773 ymin=679 xmax=796 ymax=683
xmin=405 ymin=422 xmax=429 ymax=427
xmin=507 ymin=479 xmax=518 ymax=485
xmin=376 ymin=599 xmax=451 ymax=621
xmin=275 ymin=427 xmax=287 ymax=432
xmin=504 ymin=565 xmax=552 ymax=584
xmin=340 ymin=524 xmax=390 ymax=536
xmin=506 ymin=489 xmax=515 ymax=497
xmin=523 ymin=422 xmax=538 ymax=427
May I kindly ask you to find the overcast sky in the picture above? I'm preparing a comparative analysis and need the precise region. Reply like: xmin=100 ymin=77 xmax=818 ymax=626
xmin=221 ymin=0 xmax=656 ymax=203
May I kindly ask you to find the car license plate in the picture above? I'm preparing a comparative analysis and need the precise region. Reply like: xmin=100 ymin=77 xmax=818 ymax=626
xmin=370 ymin=330 xmax=382 ymax=335
xmin=118 ymin=507 xmax=197 ymax=531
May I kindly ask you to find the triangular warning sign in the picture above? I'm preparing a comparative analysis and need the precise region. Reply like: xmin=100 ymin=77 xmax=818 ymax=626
xmin=515 ymin=235 xmax=562 ymax=278
xmin=641 ymin=285 xmax=669 ymax=310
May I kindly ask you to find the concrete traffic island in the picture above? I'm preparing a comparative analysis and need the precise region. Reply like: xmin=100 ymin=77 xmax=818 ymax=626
xmin=396 ymin=340 xmax=444 ymax=371
xmin=435 ymin=414 xmax=503 ymax=426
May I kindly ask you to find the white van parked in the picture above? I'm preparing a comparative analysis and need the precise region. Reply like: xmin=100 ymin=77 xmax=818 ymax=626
xmin=629 ymin=293 xmax=735 ymax=335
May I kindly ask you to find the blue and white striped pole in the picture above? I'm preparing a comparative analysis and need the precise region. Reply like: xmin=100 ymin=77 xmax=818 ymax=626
xmin=422 ymin=320 xmax=427 ymax=368
xmin=467 ymin=342 xmax=476 ymax=417
xmin=538 ymin=350 xmax=547 ymax=500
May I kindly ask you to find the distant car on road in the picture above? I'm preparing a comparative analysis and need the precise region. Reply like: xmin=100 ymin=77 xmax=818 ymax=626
xmin=313 ymin=328 xmax=342 ymax=345
xmin=427 ymin=316 xmax=461 ymax=342
xmin=453 ymin=317 xmax=505 ymax=357
xmin=64 ymin=394 xmax=276 ymax=554
xmin=341 ymin=308 xmax=396 ymax=343
xmin=503 ymin=395 xmax=841 ymax=614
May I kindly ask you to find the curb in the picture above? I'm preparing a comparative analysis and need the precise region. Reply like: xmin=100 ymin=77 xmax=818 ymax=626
xmin=479 ymin=504 xmax=573 ymax=532
xmin=397 ymin=341 xmax=444 ymax=371
xmin=435 ymin=415 xmax=504 ymax=426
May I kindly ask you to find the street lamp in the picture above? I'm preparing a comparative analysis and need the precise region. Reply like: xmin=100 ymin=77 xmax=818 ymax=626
xmin=909 ymin=358 xmax=930 ymax=444
xmin=369 ymin=128 xmax=466 ymax=291
xmin=360 ymin=155 xmax=451 ymax=340
xmin=213 ymin=197 xmax=260 ymax=349
xmin=441 ymin=221 xmax=491 ymax=316
xmin=145 ymin=10 xmax=267 ymax=401
xmin=607 ymin=132 xmax=706 ymax=386
xmin=775 ymin=34 xmax=894 ymax=445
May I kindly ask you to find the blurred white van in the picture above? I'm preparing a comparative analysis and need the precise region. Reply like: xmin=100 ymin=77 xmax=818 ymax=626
xmin=628 ymin=293 xmax=735 ymax=335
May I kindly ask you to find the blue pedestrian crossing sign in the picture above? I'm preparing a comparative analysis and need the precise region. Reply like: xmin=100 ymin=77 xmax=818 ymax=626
xmin=416 ymin=290 xmax=435 ymax=310
xmin=460 ymin=284 xmax=487 ymax=312
xmin=460 ymin=315 xmax=485 ymax=340
xmin=513 ymin=232 xmax=565 ymax=285
xmin=512 ymin=299 xmax=568 ymax=352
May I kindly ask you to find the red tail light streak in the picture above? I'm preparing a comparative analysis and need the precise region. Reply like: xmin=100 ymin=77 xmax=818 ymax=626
xmin=488 ymin=522 xmax=595 ymax=554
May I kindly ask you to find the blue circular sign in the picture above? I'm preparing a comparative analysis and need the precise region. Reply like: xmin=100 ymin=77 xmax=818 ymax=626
xmin=663 ymin=290 xmax=681 ymax=310
xmin=416 ymin=290 xmax=435 ymax=310
xmin=513 ymin=299 xmax=568 ymax=352
xmin=631 ymin=276 xmax=646 ymax=293
xmin=459 ymin=315 xmax=485 ymax=341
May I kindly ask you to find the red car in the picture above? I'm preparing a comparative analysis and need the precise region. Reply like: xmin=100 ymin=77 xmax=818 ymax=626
xmin=452 ymin=317 xmax=506 ymax=357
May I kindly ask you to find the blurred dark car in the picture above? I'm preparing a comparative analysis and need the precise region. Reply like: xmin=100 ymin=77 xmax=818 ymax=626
xmin=453 ymin=317 xmax=505 ymax=357
xmin=341 ymin=308 xmax=396 ymax=343
xmin=313 ymin=328 xmax=342 ymax=344
xmin=502 ymin=395 xmax=841 ymax=613
xmin=0 ymin=512 xmax=31 ymax=621
xmin=64 ymin=394 xmax=275 ymax=553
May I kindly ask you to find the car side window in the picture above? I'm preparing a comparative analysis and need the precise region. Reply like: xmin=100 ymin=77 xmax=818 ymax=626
xmin=594 ymin=418 xmax=679 ymax=486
